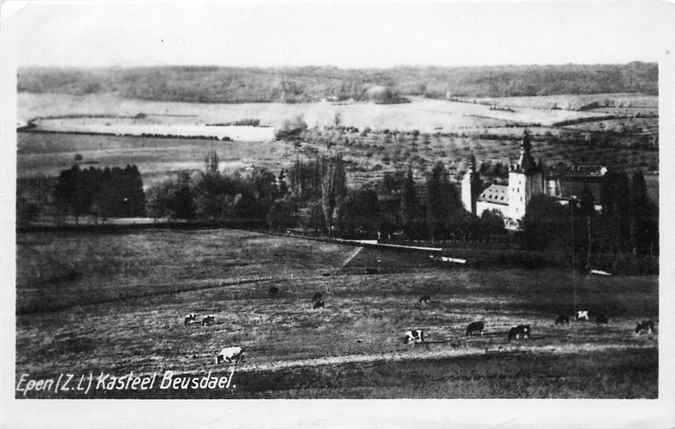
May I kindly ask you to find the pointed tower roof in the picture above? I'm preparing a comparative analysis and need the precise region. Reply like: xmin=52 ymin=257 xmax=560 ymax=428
xmin=516 ymin=130 xmax=539 ymax=173
xmin=467 ymin=153 xmax=476 ymax=173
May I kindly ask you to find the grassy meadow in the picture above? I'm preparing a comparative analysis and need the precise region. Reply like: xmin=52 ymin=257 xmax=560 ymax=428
xmin=17 ymin=132 xmax=299 ymax=187
xmin=16 ymin=228 xmax=658 ymax=398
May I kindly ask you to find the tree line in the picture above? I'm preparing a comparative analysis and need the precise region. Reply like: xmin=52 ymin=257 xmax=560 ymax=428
xmin=521 ymin=170 xmax=658 ymax=271
xmin=53 ymin=164 xmax=145 ymax=222
xmin=42 ymin=153 xmax=657 ymax=271
xmin=19 ymin=62 xmax=657 ymax=103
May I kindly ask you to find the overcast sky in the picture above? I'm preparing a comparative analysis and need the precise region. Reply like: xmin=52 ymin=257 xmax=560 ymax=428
xmin=4 ymin=1 xmax=673 ymax=68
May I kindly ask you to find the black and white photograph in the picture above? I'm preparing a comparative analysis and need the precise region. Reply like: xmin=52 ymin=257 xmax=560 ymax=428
xmin=2 ymin=0 xmax=674 ymax=426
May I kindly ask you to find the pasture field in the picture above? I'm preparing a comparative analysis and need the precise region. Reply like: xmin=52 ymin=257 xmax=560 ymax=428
xmin=457 ymin=93 xmax=658 ymax=112
xmin=17 ymin=132 xmax=299 ymax=186
xmin=19 ymin=93 xmax=609 ymax=132
xmin=16 ymin=228 xmax=658 ymax=398
xmin=29 ymin=117 xmax=276 ymax=142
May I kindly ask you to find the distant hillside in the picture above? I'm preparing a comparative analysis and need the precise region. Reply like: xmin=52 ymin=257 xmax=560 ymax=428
xmin=18 ymin=62 xmax=657 ymax=103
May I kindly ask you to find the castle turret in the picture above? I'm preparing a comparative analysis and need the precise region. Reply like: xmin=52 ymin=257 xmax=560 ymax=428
xmin=508 ymin=130 xmax=545 ymax=223
xmin=461 ymin=154 xmax=479 ymax=215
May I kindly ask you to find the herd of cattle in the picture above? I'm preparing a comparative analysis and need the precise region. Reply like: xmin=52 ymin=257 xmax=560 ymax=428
xmin=403 ymin=300 xmax=657 ymax=346
xmin=183 ymin=288 xmax=657 ymax=365
xmin=182 ymin=286 xmax=328 ymax=365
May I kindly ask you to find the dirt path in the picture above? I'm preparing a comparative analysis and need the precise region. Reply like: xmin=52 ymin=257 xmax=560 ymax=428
xmin=154 ymin=341 xmax=654 ymax=379
xmin=233 ymin=342 xmax=654 ymax=373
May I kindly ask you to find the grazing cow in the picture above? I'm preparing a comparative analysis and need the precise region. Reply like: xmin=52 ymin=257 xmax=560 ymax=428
xmin=312 ymin=292 xmax=323 ymax=302
xmin=418 ymin=295 xmax=431 ymax=305
xmin=184 ymin=313 xmax=197 ymax=326
xmin=635 ymin=320 xmax=655 ymax=335
xmin=554 ymin=314 xmax=570 ymax=325
xmin=201 ymin=314 xmax=215 ymax=326
xmin=269 ymin=286 xmax=279 ymax=297
xmin=576 ymin=310 xmax=590 ymax=321
xmin=403 ymin=329 xmax=425 ymax=344
xmin=465 ymin=321 xmax=485 ymax=336
xmin=366 ymin=268 xmax=378 ymax=274
xmin=215 ymin=346 xmax=244 ymax=364
xmin=313 ymin=300 xmax=325 ymax=309
xmin=508 ymin=324 xmax=531 ymax=341
xmin=595 ymin=313 xmax=609 ymax=325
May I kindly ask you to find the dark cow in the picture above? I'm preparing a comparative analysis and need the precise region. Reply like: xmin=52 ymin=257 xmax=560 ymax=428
xmin=312 ymin=292 xmax=323 ymax=302
xmin=184 ymin=313 xmax=197 ymax=326
xmin=508 ymin=324 xmax=531 ymax=341
xmin=595 ymin=313 xmax=609 ymax=325
xmin=313 ymin=300 xmax=325 ymax=309
xmin=554 ymin=314 xmax=569 ymax=325
xmin=269 ymin=286 xmax=279 ymax=297
xmin=418 ymin=295 xmax=431 ymax=305
xmin=366 ymin=268 xmax=378 ymax=274
xmin=403 ymin=329 xmax=425 ymax=344
xmin=635 ymin=320 xmax=655 ymax=335
xmin=465 ymin=321 xmax=485 ymax=336
xmin=201 ymin=314 xmax=215 ymax=326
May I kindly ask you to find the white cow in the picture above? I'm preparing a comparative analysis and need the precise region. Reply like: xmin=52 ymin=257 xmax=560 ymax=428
xmin=403 ymin=329 xmax=425 ymax=344
xmin=216 ymin=346 xmax=244 ymax=364
xmin=576 ymin=310 xmax=590 ymax=321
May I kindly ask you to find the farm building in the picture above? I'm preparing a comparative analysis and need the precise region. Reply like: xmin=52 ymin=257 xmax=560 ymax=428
xmin=462 ymin=131 xmax=605 ymax=230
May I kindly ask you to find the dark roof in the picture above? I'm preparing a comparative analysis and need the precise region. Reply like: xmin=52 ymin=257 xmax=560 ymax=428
xmin=557 ymin=179 xmax=603 ymax=200
xmin=517 ymin=151 xmax=538 ymax=173
xmin=477 ymin=184 xmax=508 ymax=206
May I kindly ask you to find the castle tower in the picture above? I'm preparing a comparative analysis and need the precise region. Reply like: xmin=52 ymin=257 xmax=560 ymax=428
xmin=461 ymin=154 xmax=478 ymax=215
xmin=508 ymin=131 xmax=544 ymax=222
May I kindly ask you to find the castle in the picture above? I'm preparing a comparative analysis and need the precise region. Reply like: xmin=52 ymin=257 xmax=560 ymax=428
xmin=461 ymin=131 xmax=605 ymax=230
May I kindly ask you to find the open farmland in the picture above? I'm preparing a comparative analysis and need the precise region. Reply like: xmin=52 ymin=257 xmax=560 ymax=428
xmin=17 ymin=132 xmax=299 ymax=186
xmin=456 ymin=93 xmax=657 ymax=112
xmin=19 ymin=93 xmax=611 ymax=133
xmin=17 ymin=125 xmax=659 ymax=190
xmin=16 ymin=228 xmax=658 ymax=398
xmin=18 ymin=90 xmax=659 ymax=192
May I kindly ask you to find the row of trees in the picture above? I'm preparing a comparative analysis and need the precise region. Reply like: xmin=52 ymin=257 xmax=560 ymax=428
xmin=139 ymin=152 xmax=502 ymax=243
xmin=522 ymin=170 xmax=658 ymax=264
xmin=54 ymin=164 xmax=145 ymax=222
xmin=145 ymin=153 xmax=285 ymax=223
xmin=45 ymin=152 xmax=657 ymax=267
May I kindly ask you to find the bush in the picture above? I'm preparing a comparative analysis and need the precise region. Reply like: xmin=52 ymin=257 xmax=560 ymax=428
xmin=276 ymin=115 xmax=308 ymax=140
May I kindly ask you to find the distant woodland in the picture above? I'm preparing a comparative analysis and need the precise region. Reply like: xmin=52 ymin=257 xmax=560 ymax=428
xmin=18 ymin=62 xmax=657 ymax=103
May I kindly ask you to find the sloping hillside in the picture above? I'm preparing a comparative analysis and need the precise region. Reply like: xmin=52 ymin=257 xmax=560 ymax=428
xmin=18 ymin=62 xmax=657 ymax=103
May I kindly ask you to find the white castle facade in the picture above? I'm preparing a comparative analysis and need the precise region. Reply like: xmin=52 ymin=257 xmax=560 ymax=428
xmin=461 ymin=131 xmax=604 ymax=230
